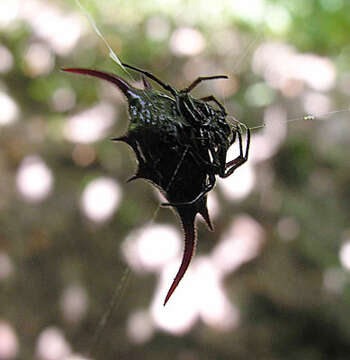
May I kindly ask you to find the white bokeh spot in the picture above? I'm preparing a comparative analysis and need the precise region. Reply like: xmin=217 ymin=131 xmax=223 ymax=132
xmin=0 ymin=321 xmax=18 ymax=360
xmin=35 ymin=327 xmax=71 ymax=360
xmin=64 ymin=103 xmax=115 ymax=144
xmin=339 ymin=240 xmax=350 ymax=271
xmin=0 ymin=91 xmax=19 ymax=126
xmin=170 ymin=27 xmax=205 ymax=56
xmin=81 ymin=177 xmax=121 ymax=223
xmin=122 ymin=225 xmax=181 ymax=273
xmin=16 ymin=156 xmax=53 ymax=202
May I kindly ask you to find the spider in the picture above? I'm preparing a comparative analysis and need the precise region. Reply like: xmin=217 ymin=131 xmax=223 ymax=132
xmin=63 ymin=64 xmax=250 ymax=305
xmin=121 ymin=63 xmax=251 ymax=207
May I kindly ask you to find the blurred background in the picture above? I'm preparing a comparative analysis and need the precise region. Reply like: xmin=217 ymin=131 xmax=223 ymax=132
xmin=1 ymin=0 xmax=350 ymax=359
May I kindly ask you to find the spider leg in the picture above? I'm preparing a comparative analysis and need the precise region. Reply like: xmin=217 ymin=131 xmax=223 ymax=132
xmin=180 ymin=95 xmax=205 ymax=122
xmin=188 ymin=145 xmax=221 ymax=174
xmin=181 ymin=96 xmax=221 ymax=127
xmin=161 ymin=174 xmax=216 ymax=207
xmin=199 ymin=95 xmax=227 ymax=114
xmin=122 ymin=63 xmax=177 ymax=97
xmin=221 ymin=127 xmax=250 ymax=178
xmin=182 ymin=75 xmax=228 ymax=93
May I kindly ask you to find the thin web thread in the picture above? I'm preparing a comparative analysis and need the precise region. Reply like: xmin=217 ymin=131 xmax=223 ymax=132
xmin=75 ymin=0 xmax=128 ymax=74
xmin=75 ymin=0 xmax=158 ymax=106
xmin=247 ymin=108 xmax=350 ymax=131
xmin=87 ymin=266 xmax=131 ymax=359
xmin=165 ymin=145 xmax=190 ymax=192
xmin=218 ymin=31 xmax=262 ymax=121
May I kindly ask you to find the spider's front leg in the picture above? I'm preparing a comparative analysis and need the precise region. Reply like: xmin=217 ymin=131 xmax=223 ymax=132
xmin=221 ymin=127 xmax=251 ymax=178
xmin=177 ymin=95 xmax=205 ymax=124
xmin=182 ymin=75 xmax=228 ymax=93
xmin=200 ymin=95 xmax=227 ymax=114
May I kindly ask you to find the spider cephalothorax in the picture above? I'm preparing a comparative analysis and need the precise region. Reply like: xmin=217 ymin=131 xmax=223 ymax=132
xmin=63 ymin=64 xmax=250 ymax=305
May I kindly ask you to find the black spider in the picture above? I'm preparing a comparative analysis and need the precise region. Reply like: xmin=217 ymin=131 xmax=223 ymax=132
xmin=121 ymin=63 xmax=251 ymax=207
xmin=63 ymin=64 xmax=250 ymax=305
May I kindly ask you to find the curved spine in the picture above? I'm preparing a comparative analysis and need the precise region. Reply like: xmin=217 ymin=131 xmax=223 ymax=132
xmin=164 ymin=211 xmax=196 ymax=306
xmin=62 ymin=68 xmax=133 ymax=97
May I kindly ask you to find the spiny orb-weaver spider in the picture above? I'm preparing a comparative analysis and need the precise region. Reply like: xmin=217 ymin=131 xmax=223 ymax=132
xmin=63 ymin=63 xmax=250 ymax=305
